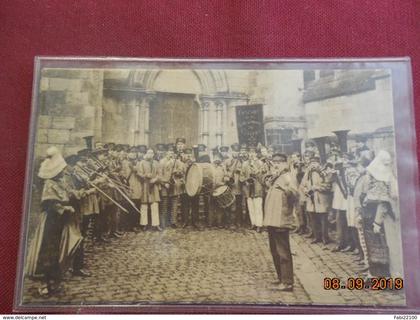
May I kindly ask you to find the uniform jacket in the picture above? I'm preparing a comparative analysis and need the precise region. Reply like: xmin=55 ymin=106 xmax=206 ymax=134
xmin=263 ymin=171 xmax=298 ymax=229
xmin=121 ymin=159 xmax=143 ymax=200
xmin=212 ymin=163 xmax=228 ymax=188
xmin=224 ymin=158 xmax=243 ymax=195
xmin=160 ymin=158 xmax=185 ymax=197
xmin=137 ymin=159 xmax=161 ymax=203
xmin=301 ymin=167 xmax=333 ymax=213
xmin=240 ymin=159 xmax=264 ymax=198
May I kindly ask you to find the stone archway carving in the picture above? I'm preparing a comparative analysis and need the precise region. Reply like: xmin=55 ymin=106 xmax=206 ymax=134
xmin=129 ymin=69 xmax=230 ymax=95
xmin=126 ymin=69 xmax=233 ymax=147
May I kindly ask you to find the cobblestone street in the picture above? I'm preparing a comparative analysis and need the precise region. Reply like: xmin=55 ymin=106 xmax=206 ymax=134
xmin=22 ymin=228 xmax=405 ymax=307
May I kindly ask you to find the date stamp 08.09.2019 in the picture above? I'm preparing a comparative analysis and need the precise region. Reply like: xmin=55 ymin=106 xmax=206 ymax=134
xmin=323 ymin=277 xmax=404 ymax=291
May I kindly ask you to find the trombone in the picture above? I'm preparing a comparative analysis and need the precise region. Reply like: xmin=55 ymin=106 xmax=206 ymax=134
xmin=75 ymin=165 xmax=129 ymax=214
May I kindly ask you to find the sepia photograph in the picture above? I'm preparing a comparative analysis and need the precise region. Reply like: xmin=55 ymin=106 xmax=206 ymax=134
xmin=16 ymin=59 xmax=409 ymax=308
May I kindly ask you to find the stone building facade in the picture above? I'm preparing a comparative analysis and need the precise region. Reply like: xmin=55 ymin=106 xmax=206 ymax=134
xmin=302 ymin=69 xmax=394 ymax=158
xmin=34 ymin=68 xmax=306 ymax=158
xmin=35 ymin=69 xmax=104 ymax=160
xmin=33 ymin=67 xmax=393 ymax=161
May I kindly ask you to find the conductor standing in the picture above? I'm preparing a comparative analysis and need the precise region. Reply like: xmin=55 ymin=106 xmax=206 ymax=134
xmin=263 ymin=153 xmax=298 ymax=292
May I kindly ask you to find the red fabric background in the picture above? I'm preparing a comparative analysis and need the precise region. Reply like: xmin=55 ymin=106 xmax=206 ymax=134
xmin=1 ymin=0 xmax=419 ymax=313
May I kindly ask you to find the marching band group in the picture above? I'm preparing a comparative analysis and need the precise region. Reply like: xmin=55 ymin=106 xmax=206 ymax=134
xmin=26 ymin=136 xmax=403 ymax=296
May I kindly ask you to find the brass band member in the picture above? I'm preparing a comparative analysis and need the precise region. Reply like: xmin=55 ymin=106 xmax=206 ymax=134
xmin=192 ymin=144 xmax=211 ymax=227
xmin=263 ymin=152 xmax=298 ymax=292
xmin=289 ymin=153 xmax=307 ymax=234
xmin=64 ymin=154 xmax=91 ymax=278
xmin=120 ymin=146 xmax=143 ymax=232
xmin=331 ymin=156 xmax=350 ymax=252
xmin=163 ymin=147 xmax=185 ymax=228
xmin=180 ymin=147 xmax=196 ymax=227
xmin=138 ymin=148 xmax=161 ymax=231
xmin=210 ymin=152 xmax=230 ymax=228
xmin=240 ymin=146 xmax=264 ymax=232
xmin=91 ymin=144 xmax=114 ymax=242
xmin=158 ymin=145 xmax=172 ymax=229
xmin=224 ymin=143 xmax=244 ymax=227
xmin=301 ymin=156 xmax=332 ymax=246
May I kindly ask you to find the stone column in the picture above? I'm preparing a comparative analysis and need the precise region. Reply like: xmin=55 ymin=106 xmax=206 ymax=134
xmin=200 ymin=101 xmax=210 ymax=146
xmin=313 ymin=136 xmax=328 ymax=163
xmin=137 ymin=94 xmax=155 ymax=146
xmin=333 ymin=129 xmax=350 ymax=153
xmin=143 ymin=97 xmax=150 ymax=145
xmin=133 ymin=99 xmax=141 ymax=146
xmin=215 ymin=100 xmax=224 ymax=146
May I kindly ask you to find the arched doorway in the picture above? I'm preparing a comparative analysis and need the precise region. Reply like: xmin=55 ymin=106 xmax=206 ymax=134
xmin=101 ymin=68 xmax=232 ymax=147
xmin=148 ymin=70 xmax=202 ymax=146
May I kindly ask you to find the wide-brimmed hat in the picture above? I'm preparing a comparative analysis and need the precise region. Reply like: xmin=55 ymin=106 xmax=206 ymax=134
xmin=38 ymin=146 xmax=67 ymax=179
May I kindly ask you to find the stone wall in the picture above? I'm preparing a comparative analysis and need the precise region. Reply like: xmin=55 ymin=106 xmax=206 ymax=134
xmin=34 ymin=69 xmax=104 ymax=159
xmin=304 ymin=74 xmax=393 ymax=139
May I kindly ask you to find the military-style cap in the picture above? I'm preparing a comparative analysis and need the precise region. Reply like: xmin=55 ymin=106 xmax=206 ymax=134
xmin=95 ymin=142 xmax=105 ymax=149
xmin=184 ymin=148 xmax=193 ymax=154
xmin=231 ymin=143 xmax=241 ymax=152
xmin=155 ymin=143 xmax=167 ymax=152
xmin=127 ymin=152 xmax=137 ymax=160
xmin=137 ymin=145 xmax=148 ymax=153
xmin=113 ymin=144 xmax=123 ymax=152
xmin=220 ymin=146 xmax=229 ymax=153
xmin=305 ymin=140 xmax=316 ymax=147
xmin=176 ymin=137 xmax=186 ymax=144
xmin=129 ymin=146 xmax=137 ymax=152
xmin=310 ymin=155 xmax=321 ymax=163
xmin=272 ymin=152 xmax=287 ymax=162
xmin=65 ymin=154 xmax=80 ymax=166
xmin=213 ymin=152 xmax=222 ymax=161
xmin=197 ymin=144 xmax=207 ymax=152
xmin=166 ymin=143 xmax=175 ymax=152
xmin=92 ymin=143 xmax=108 ymax=155
xmin=121 ymin=144 xmax=130 ymax=152
xmin=77 ymin=149 xmax=90 ymax=158
xmin=240 ymin=144 xmax=248 ymax=152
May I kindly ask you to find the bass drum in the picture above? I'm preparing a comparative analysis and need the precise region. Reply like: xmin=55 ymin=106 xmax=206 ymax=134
xmin=212 ymin=185 xmax=235 ymax=209
xmin=185 ymin=163 xmax=215 ymax=197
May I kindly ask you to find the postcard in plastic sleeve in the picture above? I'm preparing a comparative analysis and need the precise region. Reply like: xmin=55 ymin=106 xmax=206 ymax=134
xmin=14 ymin=57 xmax=420 ymax=313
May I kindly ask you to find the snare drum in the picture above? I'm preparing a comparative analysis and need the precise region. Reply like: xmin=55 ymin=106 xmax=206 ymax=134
xmin=212 ymin=185 xmax=235 ymax=209
xmin=185 ymin=163 xmax=215 ymax=197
